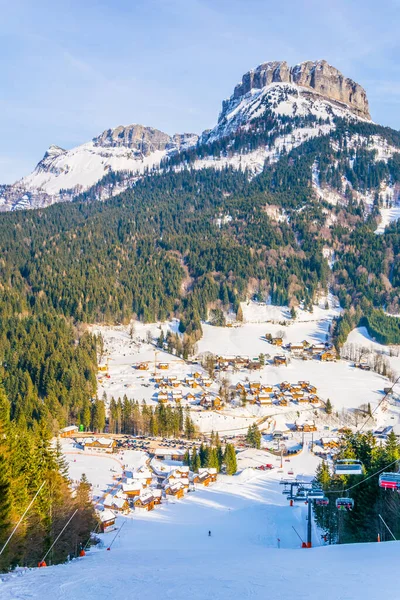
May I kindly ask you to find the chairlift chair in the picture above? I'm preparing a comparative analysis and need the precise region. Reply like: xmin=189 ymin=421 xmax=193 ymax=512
xmin=308 ymin=488 xmax=325 ymax=500
xmin=315 ymin=496 xmax=329 ymax=506
xmin=334 ymin=459 xmax=363 ymax=476
xmin=336 ymin=497 xmax=354 ymax=511
xmin=378 ymin=472 xmax=400 ymax=490
xmin=294 ymin=489 xmax=308 ymax=502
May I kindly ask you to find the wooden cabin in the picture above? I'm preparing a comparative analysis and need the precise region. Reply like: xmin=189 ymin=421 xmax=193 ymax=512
xmin=152 ymin=489 xmax=163 ymax=505
xmin=137 ymin=362 xmax=149 ymax=371
xmin=309 ymin=394 xmax=320 ymax=404
xmin=134 ymin=491 xmax=155 ymax=511
xmin=103 ymin=494 xmax=129 ymax=513
xmin=165 ymin=482 xmax=185 ymax=499
xmin=99 ymin=509 xmax=116 ymax=532
xmin=261 ymin=385 xmax=273 ymax=393
xmin=82 ymin=437 xmax=116 ymax=452
xmin=298 ymin=380 xmax=310 ymax=389
xmin=59 ymin=425 xmax=79 ymax=438
xmin=273 ymin=355 xmax=287 ymax=366
xmin=257 ymin=394 xmax=272 ymax=405
xmin=320 ymin=351 xmax=336 ymax=362
xmin=185 ymin=392 xmax=195 ymax=401
xmin=121 ymin=482 xmax=142 ymax=498
xmin=212 ymin=397 xmax=222 ymax=410
xmin=193 ymin=472 xmax=212 ymax=486
xmin=271 ymin=337 xmax=283 ymax=346
xmin=158 ymin=363 xmax=169 ymax=370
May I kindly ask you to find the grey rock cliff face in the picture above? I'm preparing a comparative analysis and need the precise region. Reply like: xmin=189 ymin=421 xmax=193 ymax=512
xmin=231 ymin=60 xmax=370 ymax=120
xmin=93 ymin=124 xmax=172 ymax=155
xmin=92 ymin=125 xmax=199 ymax=156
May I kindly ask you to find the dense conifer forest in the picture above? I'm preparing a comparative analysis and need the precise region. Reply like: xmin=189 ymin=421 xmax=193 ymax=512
xmin=2 ymin=123 xmax=400 ymax=429
xmin=314 ymin=431 xmax=400 ymax=544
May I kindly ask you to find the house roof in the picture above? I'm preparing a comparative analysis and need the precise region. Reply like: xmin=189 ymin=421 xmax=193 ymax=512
xmin=99 ymin=509 xmax=116 ymax=522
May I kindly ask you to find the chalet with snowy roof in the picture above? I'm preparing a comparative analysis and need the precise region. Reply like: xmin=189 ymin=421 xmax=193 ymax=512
xmin=157 ymin=392 xmax=168 ymax=404
xmin=309 ymin=394 xmax=320 ymax=404
xmin=98 ymin=509 xmax=116 ymax=531
xmin=81 ymin=437 xmax=116 ymax=452
xmin=320 ymin=350 xmax=336 ymax=362
xmin=59 ymin=425 xmax=79 ymax=438
xmin=158 ymin=363 xmax=169 ymax=370
xmin=273 ymin=355 xmax=287 ymax=366
xmin=200 ymin=396 xmax=213 ymax=409
xmin=261 ymin=384 xmax=274 ymax=393
xmin=295 ymin=419 xmax=317 ymax=432
xmin=257 ymin=393 xmax=272 ymax=405
xmin=199 ymin=467 xmax=217 ymax=482
xmin=165 ymin=481 xmax=185 ymax=499
xmin=287 ymin=343 xmax=305 ymax=355
xmin=212 ymin=397 xmax=222 ymax=409
xmin=152 ymin=489 xmax=162 ymax=504
xmin=153 ymin=448 xmax=186 ymax=461
xmin=134 ymin=490 xmax=155 ymax=511
xmin=298 ymin=380 xmax=310 ymax=388
xmin=193 ymin=470 xmax=212 ymax=486
xmin=103 ymin=494 xmax=129 ymax=513
xmin=137 ymin=362 xmax=149 ymax=370
xmin=121 ymin=482 xmax=142 ymax=498
xmin=320 ymin=437 xmax=339 ymax=449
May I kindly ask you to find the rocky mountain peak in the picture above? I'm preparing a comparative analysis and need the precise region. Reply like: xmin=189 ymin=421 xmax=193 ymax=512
xmin=92 ymin=124 xmax=172 ymax=156
xmin=230 ymin=59 xmax=370 ymax=120
xmin=92 ymin=124 xmax=199 ymax=156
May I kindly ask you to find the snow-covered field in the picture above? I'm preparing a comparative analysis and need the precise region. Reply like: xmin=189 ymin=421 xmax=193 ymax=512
xmin=2 ymin=442 xmax=399 ymax=600
xmin=91 ymin=300 xmax=392 ymax=427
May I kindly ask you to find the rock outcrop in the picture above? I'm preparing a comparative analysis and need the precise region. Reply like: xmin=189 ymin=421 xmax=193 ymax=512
xmin=93 ymin=125 xmax=199 ymax=156
xmin=231 ymin=60 xmax=370 ymax=120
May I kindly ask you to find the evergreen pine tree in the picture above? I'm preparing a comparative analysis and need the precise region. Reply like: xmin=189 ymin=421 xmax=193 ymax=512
xmin=224 ymin=443 xmax=237 ymax=475
xmin=325 ymin=398 xmax=333 ymax=415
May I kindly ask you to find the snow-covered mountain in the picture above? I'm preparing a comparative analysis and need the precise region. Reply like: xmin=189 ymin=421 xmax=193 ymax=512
xmin=2 ymin=59 xmax=399 ymax=213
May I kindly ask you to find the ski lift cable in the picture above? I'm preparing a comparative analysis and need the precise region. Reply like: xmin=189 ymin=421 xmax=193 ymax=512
xmin=0 ymin=481 xmax=46 ymax=557
xmin=41 ymin=509 xmax=78 ymax=564
xmin=356 ymin=374 xmax=400 ymax=435
xmin=326 ymin=457 xmax=400 ymax=495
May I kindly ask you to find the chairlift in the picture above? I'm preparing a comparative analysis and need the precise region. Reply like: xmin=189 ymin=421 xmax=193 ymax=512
xmin=335 ymin=459 xmax=363 ymax=476
xmin=315 ymin=496 xmax=329 ymax=506
xmin=282 ymin=488 xmax=291 ymax=496
xmin=308 ymin=488 xmax=325 ymax=500
xmin=378 ymin=472 xmax=400 ymax=490
xmin=294 ymin=489 xmax=308 ymax=502
xmin=336 ymin=497 xmax=354 ymax=511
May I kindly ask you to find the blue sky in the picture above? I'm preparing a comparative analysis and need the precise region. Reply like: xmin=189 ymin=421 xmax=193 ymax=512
xmin=1 ymin=0 xmax=400 ymax=183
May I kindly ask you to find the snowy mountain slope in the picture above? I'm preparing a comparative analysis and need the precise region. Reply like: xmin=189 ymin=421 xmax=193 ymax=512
xmin=201 ymin=81 xmax=367 ymax=146
xmin=1 ymin=464 xmax=399 ymax=600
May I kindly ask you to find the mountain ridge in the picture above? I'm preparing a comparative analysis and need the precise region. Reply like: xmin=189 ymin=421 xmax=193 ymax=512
xmin=0 ymin=59 xmax=388 ymax=213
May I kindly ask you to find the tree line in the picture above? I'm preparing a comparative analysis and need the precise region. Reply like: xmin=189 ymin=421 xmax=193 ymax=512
xmin=314 ymin=431 xmax=400 ymax=544
xmin=0 ymin=385 xmax=97 ymax=572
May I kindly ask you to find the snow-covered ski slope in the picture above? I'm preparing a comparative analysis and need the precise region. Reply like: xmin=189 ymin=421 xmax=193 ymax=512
xmin=2 ymin=452 xmax=398 ymax=600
